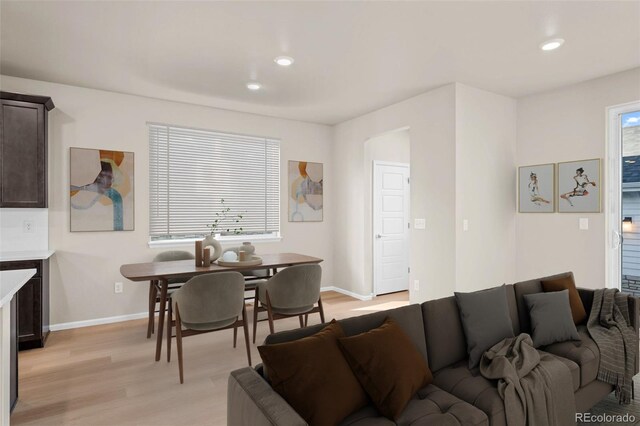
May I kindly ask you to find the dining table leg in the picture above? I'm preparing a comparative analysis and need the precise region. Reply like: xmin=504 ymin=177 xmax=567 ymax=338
xmin=155 ymin=278 xmax=169 ymax=362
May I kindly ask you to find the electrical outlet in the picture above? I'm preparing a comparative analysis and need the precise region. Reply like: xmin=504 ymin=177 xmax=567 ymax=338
xmin=413 ymin=280 xmax=420 ymax=291
xmin=463 ymin=219 xmax=469 ymax=231
xmin=23 ymin=220 xmax=34 ymax=234
xmin=114 ymin=282 xmax=123 ymax=294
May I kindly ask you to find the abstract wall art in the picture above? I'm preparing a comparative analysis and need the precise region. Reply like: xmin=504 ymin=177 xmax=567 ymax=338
xmin=518 ymin=163 xmax=555 ymax=213
xmin=557 ymin=158 xmax=601 ymax=213
xmin=288 ymin=160 xmax=323 ymax=222
xmin=70 ymin=148 xmax=134 ymax=231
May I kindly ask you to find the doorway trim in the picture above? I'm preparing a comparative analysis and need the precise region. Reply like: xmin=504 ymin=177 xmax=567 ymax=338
xmin=605 ymin=101 xmax=640 ymax=290
xmin=372 ymin=160 xmax=410 ymax=296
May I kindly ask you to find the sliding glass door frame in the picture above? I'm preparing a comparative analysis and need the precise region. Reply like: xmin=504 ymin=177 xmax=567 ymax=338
xmin=605 ymin=101 xmax=640 ymax=290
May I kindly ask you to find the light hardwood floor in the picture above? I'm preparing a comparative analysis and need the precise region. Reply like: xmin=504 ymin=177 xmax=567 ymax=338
xmin=11 ymin=291 xmax=409 ymax=426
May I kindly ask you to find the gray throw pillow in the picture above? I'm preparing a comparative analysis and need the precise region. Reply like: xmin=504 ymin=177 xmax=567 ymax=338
xmin=455 ymin=285 xmax=515 ymax=369
xmin=524 ymin=290 xmax=580 ymax=348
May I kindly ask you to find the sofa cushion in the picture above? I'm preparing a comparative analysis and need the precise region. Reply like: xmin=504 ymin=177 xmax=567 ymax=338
xmin=338 ymin=304 xmax=429 ymax=361
xmin=265 ymin=304 xmax=429 ymax=363
xmin=541 ymin=273 xmax=587 ymax=324
xmin=339 ymin=406 xmax=395 ymax=426
xmin=541 ymin=325 xmax=599 ymax=387
xmin=421 ymin=287 xmax=520 ymax=373
xmin=513 ymin=279 xmax=543 ymax=335
xmin=422 ymin=297 xmax=468 ymax=372
xmin=524 ymin=290 xmax=580 ymax=347
xmin=338 ymin=317 xmax=432 ymax=420
xmin=339 ymin=385 xmax=489 ymax=426
xmin=504 ymin=284 xmax=521 ymax=335
xmin=513 ymin=271 xmax=574 ymax=334
xmin=455 ymin=285 xmax=515 ymax=369
xmin=432 ymin=360 xmax=506 ymax=426
xmin=540 ymin=351 xmax=581 ymax=392
xmin=257 ymin=321 xmax=368 ymax=425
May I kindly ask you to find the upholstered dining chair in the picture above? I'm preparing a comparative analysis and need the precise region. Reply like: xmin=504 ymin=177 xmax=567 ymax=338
xmin=167 ymin=272 xmax=251 ymax=383
xmin=147 ymin=251 xmax=195 ymax=339
xmin=252 ymin=264 xmax=324 ymax=343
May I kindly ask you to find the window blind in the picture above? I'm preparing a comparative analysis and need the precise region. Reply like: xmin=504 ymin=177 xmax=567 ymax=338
xmin=149 ymin=123 xmax=280 ymax=240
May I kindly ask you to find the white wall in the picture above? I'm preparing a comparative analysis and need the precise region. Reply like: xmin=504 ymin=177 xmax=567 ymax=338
xmin=0 ymin=208 xmax=49 ymax=252
xmin=0 ymin=75 xmax=334 ymax=326
xmin=363 ymin=129 xmax=410 ymax=293
xmin=333 ymin=85 xmax=458 ymax=303
xmin=333 ymin=83 xmax=519 ymax=301
xmin=455 ymin=84 xmax=517 ymax=291
xmin=516 ymin=67 xmax=640 ymax=288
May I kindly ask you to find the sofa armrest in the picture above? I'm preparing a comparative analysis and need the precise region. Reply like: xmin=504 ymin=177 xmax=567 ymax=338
xmin=227 ymin=367 xmax=308 ymax=426
xmin=627 ymin=294 xmax=639 ymax=330
xmin=626 ymin=294 xmax=640 ymax=375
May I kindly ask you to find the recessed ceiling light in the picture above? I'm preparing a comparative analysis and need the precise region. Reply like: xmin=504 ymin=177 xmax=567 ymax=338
xmin=274 ymin=56 xmax=295 ymax=67
xmin=246 ymin=82 xmax=261 ymax=91
xmin=540 ymin=38 xmax=565 ymax=51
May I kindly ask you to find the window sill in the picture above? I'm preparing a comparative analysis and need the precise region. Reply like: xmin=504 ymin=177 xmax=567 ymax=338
xmin=148 ymin=234 xmax=283 ymax=249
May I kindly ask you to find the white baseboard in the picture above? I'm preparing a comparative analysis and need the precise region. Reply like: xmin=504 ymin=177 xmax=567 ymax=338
xmin=321 ymin=286 xmax=373 ymax=301
xmin=50 ymin=311 xmax=148 ymax=331
xmin=50 ymin=287 xmax=372 ymax=332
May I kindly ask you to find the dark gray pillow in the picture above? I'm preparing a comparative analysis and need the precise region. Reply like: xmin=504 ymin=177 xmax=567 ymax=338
xmin=524 ymin=290 xmax=580 ymax=348
xmin=455 ymin=285 xmax=515 ymax=369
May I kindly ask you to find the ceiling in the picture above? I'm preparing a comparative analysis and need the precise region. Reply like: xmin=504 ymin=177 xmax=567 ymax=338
xmin=1 ymin=1 xmax=639 ymax=125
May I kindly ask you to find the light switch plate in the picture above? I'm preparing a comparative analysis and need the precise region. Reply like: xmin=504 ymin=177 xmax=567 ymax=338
xmin=414 ymin=218 xmax=426 ymax=229
xmin=463 ymin=219 xmax=469 ymax=232
xmin=579 ymin=218 xmax=589 ymax=230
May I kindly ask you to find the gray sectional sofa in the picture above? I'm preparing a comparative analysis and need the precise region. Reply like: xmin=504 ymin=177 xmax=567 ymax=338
xmin=227 ymin=272 xmax=639 ymax=425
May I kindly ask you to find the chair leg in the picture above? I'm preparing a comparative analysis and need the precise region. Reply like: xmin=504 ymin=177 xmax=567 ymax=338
xmin=241 ymin=304 xmax=252 ymax=366
xmin=318 ymin=295 xmax=326 ymax=323
xmin=233 ymin=321 xmax=238 ymax=348
xmin=265 ymin=291 xmax=275 ymax=335
xmin=298 ymin=315 xmax=304 ymax=328
xmin=304 ymin=314 xmax=308 ymax=327
xmin=175 ymin=305 xmax=184 ymax=384
xmin=147 ymin=281 xmax=157 ymax=338
xmin=167 ymin=298 xmax=172 ymax=363
xmin=252 ymin=291 xmax=259 ymax=344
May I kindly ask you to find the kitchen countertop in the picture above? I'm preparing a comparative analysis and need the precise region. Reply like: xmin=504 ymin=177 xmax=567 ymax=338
xmin=0 ymin=269 xmax=36 ymax=308
xmin=0 ymin=250 xmax=55 ymax=262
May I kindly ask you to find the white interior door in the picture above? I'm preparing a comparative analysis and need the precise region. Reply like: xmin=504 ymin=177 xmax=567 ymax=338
xmin=373 ymin=162 xmax=410 ymax=295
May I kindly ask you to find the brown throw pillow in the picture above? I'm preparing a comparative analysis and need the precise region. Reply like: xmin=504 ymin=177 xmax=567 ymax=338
xmin=337 ymin=317 xmax=433 ymax=420
xmin=541 ymin=275 xmax=587 ymax=324
xmin=257 ymin=320 xmax=367 ymax=426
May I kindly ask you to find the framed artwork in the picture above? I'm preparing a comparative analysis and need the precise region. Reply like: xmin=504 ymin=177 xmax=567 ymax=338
xmin=70 ymin=148 xmax=135 ymax=231
xmin=288 ymin=160 xmax=323 ymax=222
xmin=518 ymin=163 xmax=555 ymax=213
xmin=557 ymin=158 xmax=601 ymax=213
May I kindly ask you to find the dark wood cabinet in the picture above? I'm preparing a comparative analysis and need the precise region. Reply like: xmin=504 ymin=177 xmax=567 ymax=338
xmin=10 ymin=294 xmax=18 ymax=412
xmin=0 ymin=91 xmax=54 ymax=208
xmin=0 ymin=259 xmax=50 ymax=350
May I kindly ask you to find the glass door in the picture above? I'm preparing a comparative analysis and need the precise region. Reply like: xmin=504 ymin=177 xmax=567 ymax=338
xmin=621 ymin=110 xmax=640 ymax=295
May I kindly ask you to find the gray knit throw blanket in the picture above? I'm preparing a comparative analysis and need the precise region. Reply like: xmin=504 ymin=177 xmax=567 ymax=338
xmin=587 ymin=288 xmax=637 ymax=404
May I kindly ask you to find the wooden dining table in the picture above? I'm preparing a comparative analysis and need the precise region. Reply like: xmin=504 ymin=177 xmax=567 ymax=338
xmin=120 ymin=252 xmax=323 ymax=361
